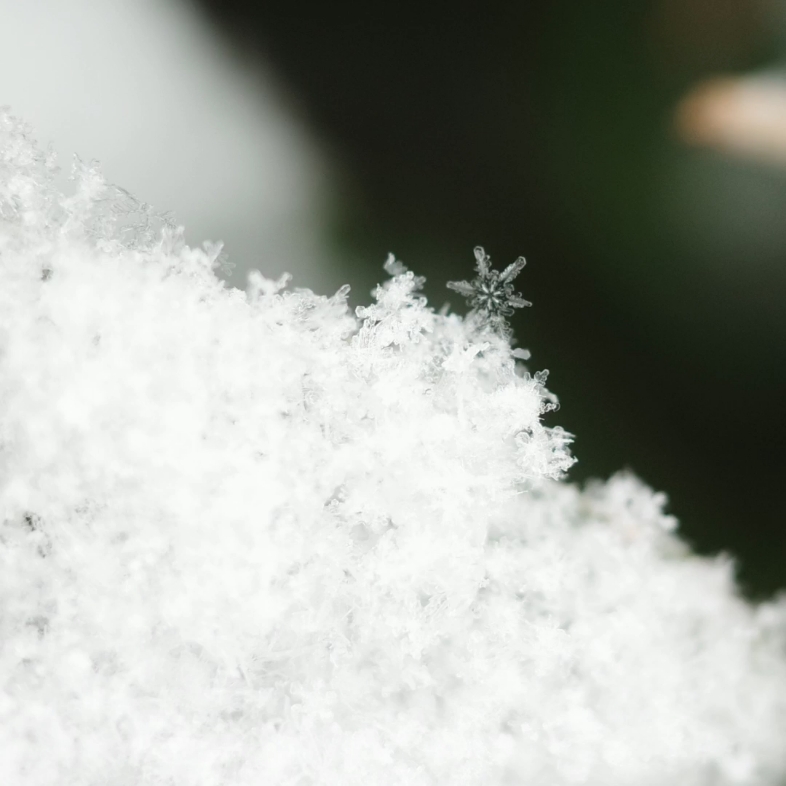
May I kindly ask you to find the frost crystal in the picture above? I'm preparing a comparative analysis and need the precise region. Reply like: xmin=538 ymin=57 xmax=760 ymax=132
xmin=1 ymin=108 xmax=785 ymax=786
xmin=447 ymin=245 xmax=531 ymax=336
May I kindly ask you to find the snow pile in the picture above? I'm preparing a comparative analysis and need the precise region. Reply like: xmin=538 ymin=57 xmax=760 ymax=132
xmin=1 ymin=109 xmax=785 ymax=785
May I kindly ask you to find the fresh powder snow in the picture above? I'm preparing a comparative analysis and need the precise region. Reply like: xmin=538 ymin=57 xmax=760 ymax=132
xmin=1 ymin=108 xmax=785 ymax=786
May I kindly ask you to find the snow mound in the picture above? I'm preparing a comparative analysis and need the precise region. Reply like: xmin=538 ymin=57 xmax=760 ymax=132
xmin=1 ymin=108 xmax=785 ymax=785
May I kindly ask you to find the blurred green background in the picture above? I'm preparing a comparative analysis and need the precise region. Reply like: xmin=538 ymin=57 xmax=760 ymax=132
xmin=191 ymin=0 xmax=786 ymax=598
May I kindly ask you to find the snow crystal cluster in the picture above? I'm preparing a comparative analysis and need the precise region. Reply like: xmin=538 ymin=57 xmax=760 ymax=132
xmin=1 ymin=108 xmax=785 ymax=786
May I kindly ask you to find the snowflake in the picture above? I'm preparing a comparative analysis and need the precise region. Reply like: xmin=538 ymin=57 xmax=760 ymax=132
xmin=447 ymin=246 xmax=531 ymax=333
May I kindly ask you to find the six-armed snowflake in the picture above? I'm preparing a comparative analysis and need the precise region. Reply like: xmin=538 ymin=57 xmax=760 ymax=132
xmin=447 ymin=246 xmax=531 ymax=332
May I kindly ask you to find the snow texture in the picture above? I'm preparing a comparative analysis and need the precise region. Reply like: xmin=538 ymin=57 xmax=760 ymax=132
xmin=1 ymin=108 xmax=785 ymax=785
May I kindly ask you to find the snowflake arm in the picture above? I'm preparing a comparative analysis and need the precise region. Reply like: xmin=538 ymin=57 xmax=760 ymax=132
xmin=445 ymin=280 xmax=476 ymax=298
xmin=499 ymin=256 xmax=527 ymax=286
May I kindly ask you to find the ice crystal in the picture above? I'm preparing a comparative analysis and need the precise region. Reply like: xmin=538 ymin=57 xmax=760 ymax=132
xmin=1 ymin=108 xmax=786 ymax=786
xmin=447 ymin=245 xmax=531 ymax=335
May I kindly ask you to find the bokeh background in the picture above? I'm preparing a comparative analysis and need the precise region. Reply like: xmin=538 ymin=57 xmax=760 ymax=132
xmin=2 ymin=0 xmax=784 ymax=598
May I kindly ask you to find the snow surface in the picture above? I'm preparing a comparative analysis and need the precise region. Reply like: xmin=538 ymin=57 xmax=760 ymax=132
xmin=1 ymin=109 xmax=785 ymax=785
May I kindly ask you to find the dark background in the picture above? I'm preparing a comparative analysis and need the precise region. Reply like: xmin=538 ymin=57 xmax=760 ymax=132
xmin=189 ymin=0 xmax=785 ymax=599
